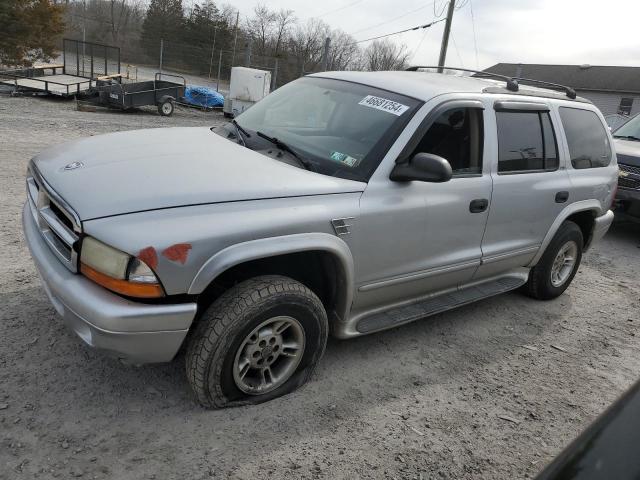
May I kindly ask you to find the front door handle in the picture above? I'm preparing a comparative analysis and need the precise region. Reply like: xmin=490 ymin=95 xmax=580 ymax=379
xmin=469 ymin=198 xmax=489 ymax=213
xmin=555 ymin=191 xmax=569 ymax=203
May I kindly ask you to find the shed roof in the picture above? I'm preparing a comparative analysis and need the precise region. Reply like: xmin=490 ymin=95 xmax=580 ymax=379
xmin=484 ymin=63 xmax=640 ymax=93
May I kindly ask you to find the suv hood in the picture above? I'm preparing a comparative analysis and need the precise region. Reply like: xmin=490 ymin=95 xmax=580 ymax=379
xmin=614 ymin=139 xmax=640 ymax=168
xmin=33 ymin=127 xmax=365 ymax=220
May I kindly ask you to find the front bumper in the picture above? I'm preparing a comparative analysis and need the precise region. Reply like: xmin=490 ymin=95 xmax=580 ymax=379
xmin=22 ymin=203 xmax=197 ymax=364
xmin=587 ymin=209 xmax=615 ymax=248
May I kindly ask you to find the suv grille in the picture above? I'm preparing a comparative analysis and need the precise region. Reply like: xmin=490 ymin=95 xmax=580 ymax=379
xmin=27 ymin=165 xmax=81 ymax=272
xmin=619 ymin=163 xmax=640 ymax=191
xmin=619 ymin=163 xmax=640 ymax=176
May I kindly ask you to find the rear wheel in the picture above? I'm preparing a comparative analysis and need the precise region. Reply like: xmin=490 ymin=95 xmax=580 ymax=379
xmin=158 ymin=99 xmax=174 ymax=116
xmin=185 ymin=275 xmax=328 ymax=408
xmin=524 ymin=221 xmax=583 ymax=300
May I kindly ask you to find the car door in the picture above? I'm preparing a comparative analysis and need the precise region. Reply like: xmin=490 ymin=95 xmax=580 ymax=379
xmin=351 ymin=99 xmax=493 ymax=316
xmin=474 ymin=100 xmax=571 ymax=279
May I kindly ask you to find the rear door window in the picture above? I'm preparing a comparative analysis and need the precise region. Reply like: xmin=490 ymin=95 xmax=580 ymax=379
xmin=559 ymin=107 xmax=612 ymax=169
xmin=496 ymin=111 xmax=559 ymax=173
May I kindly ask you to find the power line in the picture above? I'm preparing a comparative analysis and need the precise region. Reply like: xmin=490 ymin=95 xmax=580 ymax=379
xmin=353 ymin=18 xmax=446 ymax=44
xmin=316 ymin=0 xmax=366 ymax=18
xmin=434 ymin=0 xmax=449 ymax=18
xmin=411 ymin=26 xmax=432 ymax=62
xmin=350 ymin=1 xmax=439 ymax=36
xmin=451 ymin=34 xmax=463 ymax=67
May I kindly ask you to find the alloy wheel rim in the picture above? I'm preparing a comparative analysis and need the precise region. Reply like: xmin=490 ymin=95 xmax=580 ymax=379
xmin=550 ymin=240 xmax=578 ymax=287
xmin=232 ymin=316 xmax=305 ymax=395
xmin=162 ymin=103 xmax=172 ymax=114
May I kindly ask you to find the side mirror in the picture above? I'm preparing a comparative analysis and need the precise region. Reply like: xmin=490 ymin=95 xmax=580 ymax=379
xmin=390 ymin=153 xmax=453 ymax=183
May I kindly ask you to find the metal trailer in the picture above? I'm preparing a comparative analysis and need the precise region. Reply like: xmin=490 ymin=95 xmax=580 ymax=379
xmin=93 ymin=73 xmax=186 ymax=116
xmin=0 ymin=39 xmax=121 ymax=97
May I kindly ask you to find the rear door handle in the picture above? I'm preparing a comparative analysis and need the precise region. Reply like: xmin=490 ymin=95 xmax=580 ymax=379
xmin=469 ymin=198 xmax=489 ymax=213
xmin=555 ymin=191 xmax=569 ymax=203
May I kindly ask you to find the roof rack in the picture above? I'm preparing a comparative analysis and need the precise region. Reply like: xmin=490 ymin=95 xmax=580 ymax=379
xmin=512 ymin=76 xmax=576 ymax=99
xmin=405 ymin=66 xmax=577 ymax=99
xmin=405 ymin=66 xmax=519 ymax=92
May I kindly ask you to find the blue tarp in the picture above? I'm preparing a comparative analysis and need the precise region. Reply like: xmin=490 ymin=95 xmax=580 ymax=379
xmin=183 ymin=85 xmax=224 ymax=108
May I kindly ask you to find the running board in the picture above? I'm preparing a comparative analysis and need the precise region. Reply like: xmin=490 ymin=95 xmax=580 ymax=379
xmin=356 ymin=276 xmax=527 ymax=334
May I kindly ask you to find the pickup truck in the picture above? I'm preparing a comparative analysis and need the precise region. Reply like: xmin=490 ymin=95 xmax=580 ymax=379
xmin=23 ymin=69 xmax=617 ymax=408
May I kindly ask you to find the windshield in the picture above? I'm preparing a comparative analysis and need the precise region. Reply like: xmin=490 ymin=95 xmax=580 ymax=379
xmin=225 ymin=77 xmax=421 ymax=181
xmin=613 ymin=113 xmax=640 ymax=140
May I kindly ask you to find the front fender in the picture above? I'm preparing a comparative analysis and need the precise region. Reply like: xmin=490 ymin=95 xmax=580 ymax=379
xmin=188 ymin=233 xmax=355 ymax=321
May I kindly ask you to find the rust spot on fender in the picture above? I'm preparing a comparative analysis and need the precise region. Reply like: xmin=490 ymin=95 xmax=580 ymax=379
xmin=162 ymin=243 xmax=192 ymax=265
xmin=137 ymin=246 xmax=158 ymax=270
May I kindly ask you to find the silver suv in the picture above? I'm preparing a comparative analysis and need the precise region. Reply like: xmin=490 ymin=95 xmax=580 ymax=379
xmin=23 ymin=69 xmax=617 ymax=408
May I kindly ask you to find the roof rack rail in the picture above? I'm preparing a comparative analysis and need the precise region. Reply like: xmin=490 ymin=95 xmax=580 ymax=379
xmin=405 ymin=66 xmax=579 ymax=100
xmin=405 ymin=66 xmax=519 ymax=92
xmin=512 ymin=76 xmax=577 ymax=99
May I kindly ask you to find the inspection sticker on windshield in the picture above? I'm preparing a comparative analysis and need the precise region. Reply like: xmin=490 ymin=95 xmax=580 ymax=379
xmin=330 ymin=151 xmax=361 ymax=167
xmin=358 ymin=95 xmax=409 ymax=116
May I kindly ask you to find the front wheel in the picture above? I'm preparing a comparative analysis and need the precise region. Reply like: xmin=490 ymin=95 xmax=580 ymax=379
xmin=185 ymin=275 xmax=328 ymax=408
xmin=524 ymin=221 xmax=584 ymax=300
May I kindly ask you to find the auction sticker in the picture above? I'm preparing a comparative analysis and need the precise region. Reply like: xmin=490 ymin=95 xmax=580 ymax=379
xmin=358 ymin=95 xmax=409 ymax=116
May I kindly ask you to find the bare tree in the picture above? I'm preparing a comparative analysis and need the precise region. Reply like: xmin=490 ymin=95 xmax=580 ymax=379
xmin=362 ymin=39 xmax=410 ymax=71
xmin=245 ymin=4 xmax=276 ymax=55
xmin=327 ymin=29 xmax=359 ymax=70
xmin=272 ymin=9 xmax=295 ymax=57
xmin=108 ymin=0 xmax=143 ymax=44
xmin=288 ymin=18 xmax=328 ymax=72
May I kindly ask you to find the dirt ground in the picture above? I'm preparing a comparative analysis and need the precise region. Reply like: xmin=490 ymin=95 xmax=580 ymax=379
xmin=1 ymin=93 xmax=639 ymax=480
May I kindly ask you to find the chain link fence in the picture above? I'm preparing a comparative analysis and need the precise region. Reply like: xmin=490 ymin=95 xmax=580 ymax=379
xmin=118 ymin=38 xmax=325 ymax=94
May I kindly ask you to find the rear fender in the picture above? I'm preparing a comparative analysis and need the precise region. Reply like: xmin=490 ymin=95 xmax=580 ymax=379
xmin=157 ymin=95 xmax=175 ymax=104
xmin=528 ymin=199 xmax=602 ymax=266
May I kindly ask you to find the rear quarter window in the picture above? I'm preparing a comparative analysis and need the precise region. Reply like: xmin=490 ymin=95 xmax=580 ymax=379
xmin=559 ymin=107 xmax=612 ymax=169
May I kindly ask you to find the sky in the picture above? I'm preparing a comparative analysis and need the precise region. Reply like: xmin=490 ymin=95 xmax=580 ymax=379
xmin=212 ymin=0 xmax=640 ymax=69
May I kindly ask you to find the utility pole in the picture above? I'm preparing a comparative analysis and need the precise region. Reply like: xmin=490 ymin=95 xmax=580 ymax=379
xmin=231 ymin=11 xmax=240 ymax=65
xmin=437 ymin=0 xmax=456 ymax=73
xmin=321 ymin=37 xmax=331 ymax=71
xmin=208 ymin=27 xmax=218 ymax=78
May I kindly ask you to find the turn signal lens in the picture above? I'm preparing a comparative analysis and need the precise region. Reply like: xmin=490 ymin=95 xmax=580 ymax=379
xmin=128 ymin=258 xmax=159 ymax=284
xmin=81 ymin=263 xmax=165 ymax=298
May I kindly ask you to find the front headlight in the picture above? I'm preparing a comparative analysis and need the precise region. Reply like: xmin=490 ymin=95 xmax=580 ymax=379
xmin=80 ymin=237 xmax=164 ymax=298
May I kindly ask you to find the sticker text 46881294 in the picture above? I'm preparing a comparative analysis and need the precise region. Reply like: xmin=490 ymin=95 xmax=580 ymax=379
xmin=358 ymin=95 xmax=410 ymax=116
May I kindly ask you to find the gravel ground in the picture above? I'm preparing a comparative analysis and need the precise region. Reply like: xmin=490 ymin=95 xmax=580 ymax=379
xmin=1 ymin=94 xmax=639 ymax=480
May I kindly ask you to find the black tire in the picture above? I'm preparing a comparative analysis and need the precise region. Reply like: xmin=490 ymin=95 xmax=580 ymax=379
xmin=524 ymin=221 xmax=584 ymax=300
xmin=185 ymin=275 xmax=328 ymax=408
xmin=157 ymin=99 xmax=174 ymax=116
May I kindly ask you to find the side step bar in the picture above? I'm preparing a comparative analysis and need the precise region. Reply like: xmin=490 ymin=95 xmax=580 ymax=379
xmin=356 ymin=276 xmax=527 ymax=334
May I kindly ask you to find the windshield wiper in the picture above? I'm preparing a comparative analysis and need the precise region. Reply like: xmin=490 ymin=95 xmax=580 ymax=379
xmin=256 ymin=131 xmax=315 ymax=172
xmin=231 ymin=119 xmax=251 ymax=145
xmin=613 ymin=134 xmax=640 ymax=141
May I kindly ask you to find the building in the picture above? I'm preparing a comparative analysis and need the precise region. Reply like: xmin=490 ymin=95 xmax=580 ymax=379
xmin=483 ymin=63 xmax=640 ymax=117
